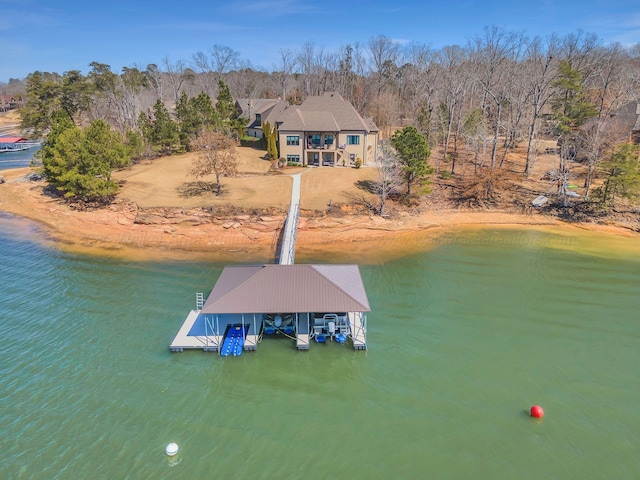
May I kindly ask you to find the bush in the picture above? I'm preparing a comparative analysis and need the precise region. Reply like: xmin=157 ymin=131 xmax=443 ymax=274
xmin=354 ymin=157 xmax=362 ymax=169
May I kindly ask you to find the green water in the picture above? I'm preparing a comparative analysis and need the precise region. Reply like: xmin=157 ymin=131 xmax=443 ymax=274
xmin=1 ymin=215 xmax=639 ymax=479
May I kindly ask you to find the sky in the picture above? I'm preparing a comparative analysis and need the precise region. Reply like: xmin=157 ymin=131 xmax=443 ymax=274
xmin=1 ymin=0 xmax=639 ymax=82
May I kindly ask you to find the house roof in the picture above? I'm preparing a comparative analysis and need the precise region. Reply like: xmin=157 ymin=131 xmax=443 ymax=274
xmin=236 ymin=98 xmax=281 ymax=118
xmin=236 ymin=98 xmax=285 ymax=130
xmin=262 ymin=100 xmax=291 ymax=125
xmin=276 ymin=92 xmax=375 ymax=133
xmin=240 ymin=92 xmax=377 ymax=134
xmin=0 ymin=137 xmax=26 ymax=144
xmin=201 ymin=264 xmax=370 ymax=314
xmin=609 ymin=100 xmax=640 ymax=133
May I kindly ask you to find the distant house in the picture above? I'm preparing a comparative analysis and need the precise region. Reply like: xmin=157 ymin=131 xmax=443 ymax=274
xmin=235 ymin=98 xmax=283 ymax=138
xmin=608 ymin=100 xmax=640 ymax=144
xmin=0 ymin=95 xmax=23 ymax=112
xmin=238 ymin=92 xmax=379 ymax=167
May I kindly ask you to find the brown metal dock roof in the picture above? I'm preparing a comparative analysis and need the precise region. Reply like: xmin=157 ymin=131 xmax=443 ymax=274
xmin=201 ymin=264 xmax=370 ymax=314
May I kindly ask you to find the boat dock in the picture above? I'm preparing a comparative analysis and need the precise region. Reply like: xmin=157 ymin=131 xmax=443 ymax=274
xmin=170 ymin=172 xmax=370 ymax=355
xmin=0 ymin=137 xmax=40 ymax=152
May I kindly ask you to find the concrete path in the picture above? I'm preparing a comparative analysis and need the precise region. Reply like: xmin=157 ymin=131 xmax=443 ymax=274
xmin=278 ymin=172 xmax=302 ymax=265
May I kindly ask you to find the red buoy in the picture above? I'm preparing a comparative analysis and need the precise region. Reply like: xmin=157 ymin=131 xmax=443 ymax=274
xmin=530 ymin=405 xmax=544 ymax=418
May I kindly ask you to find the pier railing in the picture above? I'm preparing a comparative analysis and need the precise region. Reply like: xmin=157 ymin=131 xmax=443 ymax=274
xmin=279 ymin=202 xmax=300 ymax=265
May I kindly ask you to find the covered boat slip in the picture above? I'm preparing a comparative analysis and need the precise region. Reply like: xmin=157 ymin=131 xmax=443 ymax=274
xmin=0 ymin=137 xmax=40 ymax=152
xmin=169 ymin=264 xmax=370 ymax=353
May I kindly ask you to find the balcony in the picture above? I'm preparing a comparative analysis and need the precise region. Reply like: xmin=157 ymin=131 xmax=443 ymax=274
xmin=306 ymin=143 xmax=336 ymax=151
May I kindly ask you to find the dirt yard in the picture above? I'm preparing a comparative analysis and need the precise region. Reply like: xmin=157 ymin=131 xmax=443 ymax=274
xmin=0 ymin=110 xmax=22 ymax=135
xmin=114 ymin=146 xmax=378 ymax=211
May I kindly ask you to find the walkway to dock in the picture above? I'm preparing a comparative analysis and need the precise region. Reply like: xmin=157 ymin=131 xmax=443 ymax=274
xmin=278 ymin=172 xmax=302 ymax=265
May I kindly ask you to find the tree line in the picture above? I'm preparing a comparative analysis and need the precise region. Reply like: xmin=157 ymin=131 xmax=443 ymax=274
xmin=11 ymin=27 xmax=640 ymax=207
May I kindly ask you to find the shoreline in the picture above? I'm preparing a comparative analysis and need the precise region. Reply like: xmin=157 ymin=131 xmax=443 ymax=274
xmin=1 ymin=167 xmax=638 ymax=262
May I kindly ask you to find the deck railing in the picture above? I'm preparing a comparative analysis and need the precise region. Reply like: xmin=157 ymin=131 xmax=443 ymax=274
xmin=279 ymin=202 xmax=299 ymax=265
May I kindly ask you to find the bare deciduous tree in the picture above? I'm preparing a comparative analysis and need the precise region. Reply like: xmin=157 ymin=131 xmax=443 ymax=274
xmin=273 ymin=49 xmax=297 ymax=100
xmin=191 ymin=130 xmax=239 ymax=196
xmin=367 ymin=35 xmax=400 ymax=96
xmin=376 ymin=142 xmax=403 ymax=216
xmin=522 ymin=35 xmax=559 ymax=175
xmin=162 ymin=56 xmax=195 ymax=105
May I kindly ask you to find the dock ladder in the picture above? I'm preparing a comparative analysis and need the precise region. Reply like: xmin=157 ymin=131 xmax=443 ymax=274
xmin=196 ymin=292 xmax=204 ymax=310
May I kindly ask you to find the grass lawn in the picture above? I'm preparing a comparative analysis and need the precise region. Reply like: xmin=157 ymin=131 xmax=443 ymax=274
xmin=114 ymin=146 xmax=377 ymax=211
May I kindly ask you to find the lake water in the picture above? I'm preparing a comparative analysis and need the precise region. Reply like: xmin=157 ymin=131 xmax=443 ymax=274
xmin=0 ymin=146 xmax=40 ymax=171
xmin=1 ymin=214 xmax=639 ymax=479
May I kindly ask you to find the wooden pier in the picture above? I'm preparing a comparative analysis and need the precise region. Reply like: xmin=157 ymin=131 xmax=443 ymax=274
xmin=278 ymin=173 xmax=301 ymax=265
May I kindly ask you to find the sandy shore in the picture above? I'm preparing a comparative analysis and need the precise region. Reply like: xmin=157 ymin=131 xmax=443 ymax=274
xmin=1 ymin=167 xmax=638 ymax=262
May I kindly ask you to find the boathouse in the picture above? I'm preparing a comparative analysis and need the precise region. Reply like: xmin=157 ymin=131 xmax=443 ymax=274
xmin=0 ymin=137 xmax=39 ymax=152
xmin=170 ymin=264 xmax=370 ymax=354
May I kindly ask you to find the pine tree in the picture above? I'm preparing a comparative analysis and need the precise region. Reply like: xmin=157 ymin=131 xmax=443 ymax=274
xmin=42 ymin=117 xmax=132 ymax=202
xmin=150 ymin=99 xmax=180 ymax=154
xmin=216 ymin=80 xmax=237 ymax=126
xmin=596 ymin=143 xmax=640 ymax=206
xmin=390 ymin=126 xmax=433 ymax=197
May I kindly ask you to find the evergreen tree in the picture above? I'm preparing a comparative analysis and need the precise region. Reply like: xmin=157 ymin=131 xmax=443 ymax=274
xmin=596 ymin=143 xmax=640 ymax=206
xmin=60 ymin=70 xmax=93 ymax=122
xmin=21 ymin=71 xmax=63 ymax=136
xmin=216 ymin=80 xmax=237 ymax=124
xmin=125 ymin=129 xmax=144 ymax=161
xmin=41 ymin=111 xmax=77 ymax=189
xmin=261 ymin=121 xmax=278 ymax=160
xmin=262 ymin=121 xmax=272 ymax=152
xmin=149 ymin=99 xmax=180 ymax=154
xmin=193 ymin=92 xmax=220 ymax=129
xmin=269 ymin=123 xmax=279 ymax=160
xmin=42 ymin=117 xmax=132 ymax=202
xmin=175 ymin=91 xmax=198 ymax=149
xmin=390 ymin=126 xmax=433 ymax=197
xmin=551 ymin=61 xmax=598 ymax=135
xmin=175 ymin=92 xmax=221 ymax=150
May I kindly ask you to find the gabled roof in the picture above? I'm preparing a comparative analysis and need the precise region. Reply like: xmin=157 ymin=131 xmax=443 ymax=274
xmin=276 ymin=92 xmax=375 ymax=133
xmin=0 ymin=137 xmax=27 ymax=144
xmin=241 ymin=92 xmax=378 ymax=134
xmin=201 ymin=264 xmax=370 ymax=314
xmin=236 ymin=98 xmax=286 ymax=130
xmin=609 ymin=100 xmax=640 ymax=132
xmin=262 ymin=100 xmax=291 ymax=125
xmin=236 ymin=98 xmax=281 ymax=118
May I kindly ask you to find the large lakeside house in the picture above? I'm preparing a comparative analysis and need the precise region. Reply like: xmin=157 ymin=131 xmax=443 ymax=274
xmin=236 ymin=92 xmax=379 ymax=167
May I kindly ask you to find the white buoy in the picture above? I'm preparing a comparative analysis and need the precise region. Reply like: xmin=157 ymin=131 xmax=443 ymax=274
xmin=166 ymin=442 xmax=179 ymax=456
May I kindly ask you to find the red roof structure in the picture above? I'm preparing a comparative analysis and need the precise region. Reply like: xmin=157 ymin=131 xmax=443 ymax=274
xmin=0 ymin=137 xmax=27 ymax=144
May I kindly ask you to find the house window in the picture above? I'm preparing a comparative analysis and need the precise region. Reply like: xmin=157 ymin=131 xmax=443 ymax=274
xmin=346 ymin=135 xmax=360 ymax=145
xmin=324 ymin=134 xmax=334 ymax=145
xmin=310 ymin=134 xmax=321 ymax=146
xmin=255 ymin=114 xmax=261 ymax=123
xmin=287 ymin=155 xmax=300 ymax=164
xmin=286 ymin=135 xmax=300 ymax=146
